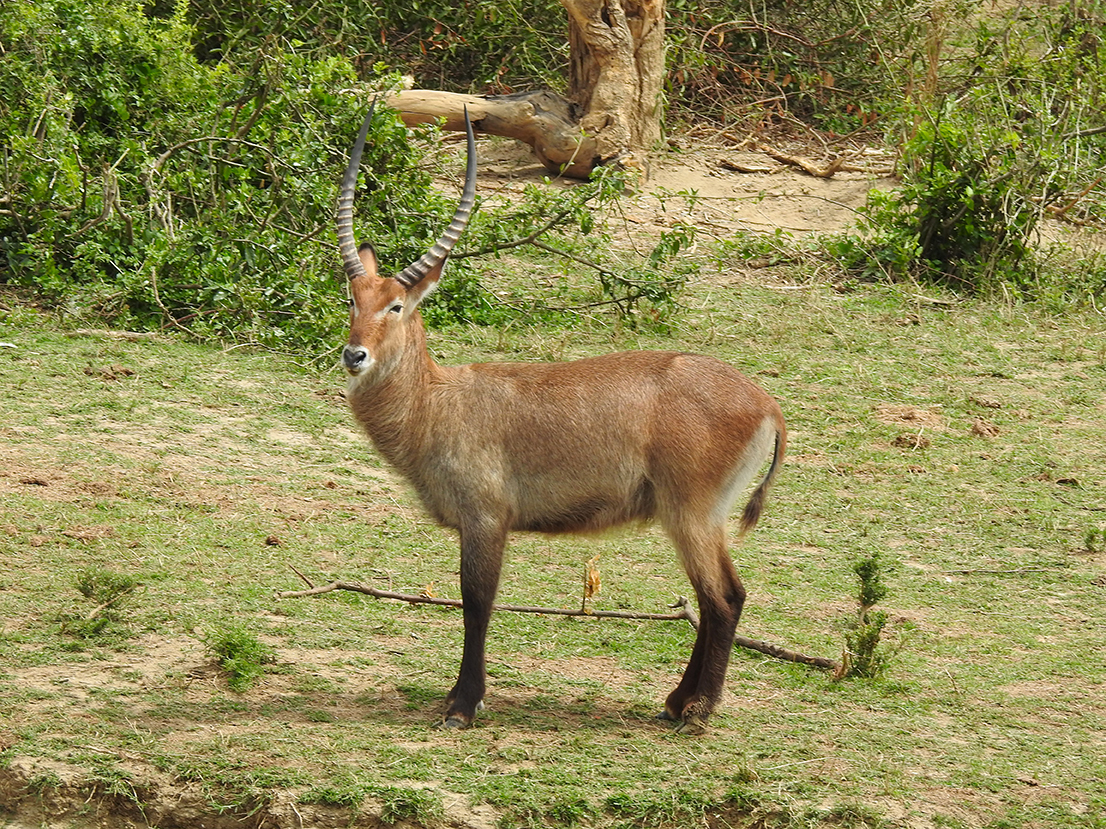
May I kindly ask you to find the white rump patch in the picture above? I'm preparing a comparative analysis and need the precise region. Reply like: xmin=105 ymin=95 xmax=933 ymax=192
xmin=712 ymin=416 xmax=778 ymax=524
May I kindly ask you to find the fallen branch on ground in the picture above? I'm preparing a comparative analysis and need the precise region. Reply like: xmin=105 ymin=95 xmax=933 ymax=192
xmin=277 ymin=569 xmax=839 ymax=671
xmin=277 ymin=577 xmax=693 ymax=623
xmin=734 ymin=633 xmax=839 ymax=670
xmin=757 ymin=144 xmax=843 ymax=178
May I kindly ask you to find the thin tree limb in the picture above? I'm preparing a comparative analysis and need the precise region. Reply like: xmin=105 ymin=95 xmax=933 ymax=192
xmin=452 ymin=208 xmax=576 ymax=259
xmin=277 ymin=579 xmax=694 ymax=623
xmin=757 ymin=144 xmax=844 ymax=178
xmin=733 ymin=634 xmax=839 ymax=670
xmin=277 ymin=574 xmax=839 ymax=671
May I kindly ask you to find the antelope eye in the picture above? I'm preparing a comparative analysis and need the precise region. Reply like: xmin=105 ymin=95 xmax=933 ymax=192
xmin=388 ymin=302 xmax=404 ymax=314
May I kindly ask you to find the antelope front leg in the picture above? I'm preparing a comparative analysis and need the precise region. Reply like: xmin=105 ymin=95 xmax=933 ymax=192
xmin=443 ymin=521 xmax=507 ymax=728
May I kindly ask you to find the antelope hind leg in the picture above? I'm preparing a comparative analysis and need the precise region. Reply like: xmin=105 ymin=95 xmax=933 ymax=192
xmin=662 ymin=525 xmax=746 ymax=734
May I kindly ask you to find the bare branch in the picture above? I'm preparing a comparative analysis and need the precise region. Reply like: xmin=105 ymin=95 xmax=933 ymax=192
xmin=277 ymin=579 xmax=694 ymax=624
xmin=277 ymin=576 xmax=839 ymax=671
xmin=734 ymin=634 xmax=839 ymax=670
xmin=757 ymin=143 xmax=844 ymax=178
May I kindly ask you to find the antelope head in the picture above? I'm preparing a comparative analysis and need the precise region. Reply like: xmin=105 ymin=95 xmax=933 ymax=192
xmin=336 ymin=103 xmax=478 ymax=383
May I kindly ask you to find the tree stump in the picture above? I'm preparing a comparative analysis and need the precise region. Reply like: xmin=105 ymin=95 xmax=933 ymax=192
xmin=385 ymin=0 xmax=666 ymax=180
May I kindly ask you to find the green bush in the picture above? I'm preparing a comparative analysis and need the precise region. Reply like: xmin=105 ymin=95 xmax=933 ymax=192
xmin=202 ymin=622 xmax=277 ymax=691
xmin=839 ymin=553 xmax=895 ymax=680
xmin=0 ymin=0 xmax=456 ymax=353
xmin=828 ymin=2 xmax=1106 ymax=303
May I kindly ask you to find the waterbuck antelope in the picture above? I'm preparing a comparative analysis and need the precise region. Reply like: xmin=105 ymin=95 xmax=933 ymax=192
xmin=337 ymin=106 xmax=786 ymax=734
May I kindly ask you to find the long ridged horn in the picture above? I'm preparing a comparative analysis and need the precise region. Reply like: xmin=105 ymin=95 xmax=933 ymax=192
xmin=394 ymin=106 xmax=477 ymax=289
xmin=336 ymin=99 xmax=376 ymax=282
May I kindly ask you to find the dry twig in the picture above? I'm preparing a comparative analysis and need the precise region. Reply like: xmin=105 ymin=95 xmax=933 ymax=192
xmin=757 ymin=143 xmax=843 ymax=178
xmin=278 ymin=569 xmax=839 ymax=671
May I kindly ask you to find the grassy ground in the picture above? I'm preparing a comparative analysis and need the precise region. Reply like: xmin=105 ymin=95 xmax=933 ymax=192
xmin=1 ymin=272 xmax=1105 ymax=828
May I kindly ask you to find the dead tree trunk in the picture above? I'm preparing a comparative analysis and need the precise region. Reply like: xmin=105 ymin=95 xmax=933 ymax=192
xmin=565 ymin=0 xmax=664 ymax=163
xmin=386 ymin=89 xmax=600 ymax=180
xmin=385 ymin=0 xmax=665 ymax=180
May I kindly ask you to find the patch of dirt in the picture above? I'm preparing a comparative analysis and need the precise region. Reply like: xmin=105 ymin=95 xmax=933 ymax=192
xmin=872 ymin=403 xmax=946 ymax=429
xmin=477 ymin=132 xmax=898 ymax=242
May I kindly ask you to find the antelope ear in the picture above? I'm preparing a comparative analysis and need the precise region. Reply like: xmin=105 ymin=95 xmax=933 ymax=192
xmin=357 ymin=243 xmax=379 ymax=279
xmin=403 ymin=258 xmax=446 ymax=309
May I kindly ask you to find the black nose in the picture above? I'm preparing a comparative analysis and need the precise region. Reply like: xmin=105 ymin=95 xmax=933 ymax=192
xmin=342 ymin=345 xmax=368 ymax=372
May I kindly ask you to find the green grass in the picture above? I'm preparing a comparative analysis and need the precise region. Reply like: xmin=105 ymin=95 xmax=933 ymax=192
xmin=1 ymin=280 xmax=1104 ymax=828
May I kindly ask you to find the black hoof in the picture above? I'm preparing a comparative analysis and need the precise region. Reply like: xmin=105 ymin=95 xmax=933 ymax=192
xmin=439 ymin=700 xmax=483 ymax=730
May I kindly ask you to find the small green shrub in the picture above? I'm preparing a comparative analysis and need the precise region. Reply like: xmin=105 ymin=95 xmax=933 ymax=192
xmin=58 ymin=568 xmax=141 ymax=641
xmin=75 ymin=569 xmax=141 ymax=605
xmin=202 ymin=623 xmax=277 ymax=691
xmin=838 ymin=552 xmax=895 ymax=680
xmin=714 ymin=228 xmax=800 ymax=268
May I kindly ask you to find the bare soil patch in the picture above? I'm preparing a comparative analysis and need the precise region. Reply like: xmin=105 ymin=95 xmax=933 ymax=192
xmin=477 ymin=132 xmax=898 ymax=240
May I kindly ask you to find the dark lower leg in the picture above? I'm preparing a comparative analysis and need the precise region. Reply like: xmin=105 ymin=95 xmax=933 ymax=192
xmin=444 ymin=613 xmax=490 ymax=726
xmin=665 ymin=547 xmax=745 ymax=732
xmin=443 ymin=522 xmax=505 ymax=727
xmin=664 ymin=618 xmax=709 ymax=719
xmin=679 ymin=574 xmax=745 ymax=730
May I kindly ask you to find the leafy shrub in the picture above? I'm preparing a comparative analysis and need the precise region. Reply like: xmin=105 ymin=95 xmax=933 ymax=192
xmin=202 ymin=622 xmax=277 ymax=691
xmin=828 ymin=2 xmax=1106 ymax=303
xmin=838 ymin=552 xmax=896 ymax=680
xmin=0 ymin=0 xmax=457 ymax=354
xmin=830 ymin=97 xmax=1048 ymax=294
